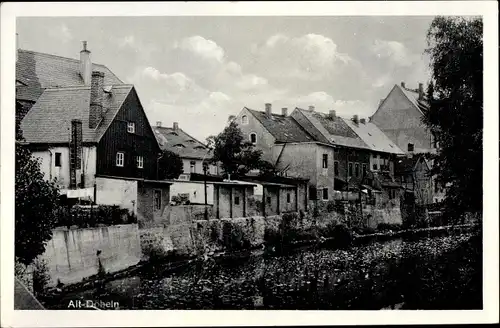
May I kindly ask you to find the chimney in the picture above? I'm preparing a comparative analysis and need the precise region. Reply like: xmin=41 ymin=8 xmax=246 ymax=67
xmin=70 ymin=119 xmax=83 ymax=189
xmin=401 ymin=81 xmax=406 ymax=88
xmin=265 ymin=103 xmax=272 ymax=118
xmin=16 ymin=33 xmax=19 ymax=62
xmin=227 ymin=115 xmax=235 ymax=123
xmin=173 ymin=122 xmax=179 ymax=131
xmin=360 ymin=118 xmax=366 ymax=124
xmin=80 ymin=41 xmax=92 ymax=85
xmin=309 ymin=105 xmax=315 ymax=111
xmin=89 ymin=71 xmax=104 ymax=129
xmin=329 ymin=110 xmax=336 ymax=119
xmin=352 ymin=114 xmax=359 ymax=124
xmin=156 ymin=121 xmax=162 ymax=127
xmin=281 ymin=107 xmax=288 ymax=116
xmin=418 ymin=83 xmax=424 ymax=100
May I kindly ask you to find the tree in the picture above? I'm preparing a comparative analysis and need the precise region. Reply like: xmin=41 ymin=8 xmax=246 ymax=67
xmin=15 ymin=129 xmax=61 ymax=265
xmin=208 ymin=121 xmax=263 ymax=177
xmin=422 ymin=16 xmax=483 ymax=220
xmin=157 ymin=150 xmax=184 ymax=180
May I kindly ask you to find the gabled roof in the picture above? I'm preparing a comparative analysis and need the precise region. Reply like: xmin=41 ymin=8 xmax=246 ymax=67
xmin=20 ymin=84 xmax=133 ymax=144
xmin=153 ymin=126 xmax=211 ymax=159
xmin=342 ymin=118 xmax=404 ymax=155
xmin=16 ymin=49 xmax=123 ymax=102
xmin=394 ymin=154 xmax=430 ymax=174
xmin=372 ymin=84 xmax=429 ymax=120
xmin=294 ymin=108 xmax=369 ymax=149
xmin=246 ymin=108 xmax=315 ymax=143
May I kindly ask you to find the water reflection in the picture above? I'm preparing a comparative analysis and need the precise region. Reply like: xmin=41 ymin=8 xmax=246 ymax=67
xmin=46 ymin=234 xmax=473 ymax=310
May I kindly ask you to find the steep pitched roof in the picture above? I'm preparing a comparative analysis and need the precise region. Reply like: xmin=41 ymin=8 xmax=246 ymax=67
xmin=20 ymin=85 xmax=132 ymax=144
xmin=399 ymin=85 xmax=429 ymax=114
xmin=294 ymin=108 xmax=368 ymax=149
xmin=153 ymin=126 xmax=211 ymax=159
xmin=246 ymin=108 xmax=315 ymax=143
xmin=342 ymin=118 xmax=404 ymax=154
xmin=16 ymin=49 xmax=123 ymax=101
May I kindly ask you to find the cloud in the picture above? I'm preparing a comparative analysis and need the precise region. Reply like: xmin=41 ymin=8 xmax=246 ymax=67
xmin=173 ymin=35 xmax=225 ymax=63
xmin=48 ymin=24 xmax=72 ymax=43
xmin=115 ymin=35 xmax=158 ymax=60
xmin=251 ymin=33 xmax=353 ymax=81
xmin=371 ymin=39 xmax=417 ymax=67
xmin=289 ymin=91 xmax=373 ymax=118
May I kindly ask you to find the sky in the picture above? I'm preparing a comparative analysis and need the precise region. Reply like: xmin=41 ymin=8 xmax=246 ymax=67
xmin=18 ymin=16 xmax=435 ymax=142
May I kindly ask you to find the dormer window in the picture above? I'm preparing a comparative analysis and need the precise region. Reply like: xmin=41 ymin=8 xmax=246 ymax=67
xmin=194 ymin=146 xmax=205 ymax=150
xmin=169 ymin=132 xmax=178 ymax=136
xmin=242 ymin=115 xmax=249 ymax=125
xmin=127 ymin=122 xmax=135 ymax=134
xmin=174 ymin=144 xmax=185 ymax=148
xmin=186 ymin=139 xmax=195 ymax=143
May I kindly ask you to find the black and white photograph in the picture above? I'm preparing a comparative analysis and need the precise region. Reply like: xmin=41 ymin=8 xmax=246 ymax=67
xmin=1 ymin=1 xmax=498 ymax=327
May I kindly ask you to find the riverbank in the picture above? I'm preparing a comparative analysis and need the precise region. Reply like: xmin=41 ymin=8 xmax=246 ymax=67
xmin=40 ymin=224 xmax=481 ymax=309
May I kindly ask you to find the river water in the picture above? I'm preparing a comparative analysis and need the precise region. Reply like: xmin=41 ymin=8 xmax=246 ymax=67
xmin=44 ymin=233 xmax=475 ymax=310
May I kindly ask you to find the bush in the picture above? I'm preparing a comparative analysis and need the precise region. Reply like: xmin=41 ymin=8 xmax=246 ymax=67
xmin=32 ymin=258 xmax=51 ymax=297
xmin=222 ymin=221 xmax=251 ymax=251
xmin=330 ymin=224 xmax=353 ymax=249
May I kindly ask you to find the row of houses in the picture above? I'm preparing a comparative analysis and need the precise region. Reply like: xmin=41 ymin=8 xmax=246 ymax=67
xmin=16 ymin=41 xmax=444 ymax=226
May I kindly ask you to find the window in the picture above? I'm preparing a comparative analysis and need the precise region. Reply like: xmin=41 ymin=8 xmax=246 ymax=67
xmin=153 ymin=190 xmax=161 ymax=211
xmin=287 ymin=193 xmax=291 ymax=203
xmin=322 ymin=154 xmax=328 ymax=169
xmin=136 ymin=156 xmax=144 ymax=169
xmin=355 ymin=163 xmax=360 ymax=177
xmin=362 ymin=163 xmax=367 ymax=176
xmin=389 ymin=189 xmax=396 ymax=200
xmin=266 ymin=196 xmax=271 ymax=204
xmin=234 ymin=196 xmax=240 ymax=205
xmin=55 ymin=152 xmax=62 ymax=167
xmin=322 ymin=188 xmax=329 ymax=201
xmin=309 ymin=186 xmax=317 ymax=200
xmin=334 ymin=161 xmax=339 ymax=176
xmin=242 ymin=115 xmax=248 ymax=125
xmin=250 ymin=133 xmax=257 ymax=144
xmin=190 ymin=161 xmax=196 ymax=173
xmin=348 ymin=162 xmax=353 ymax=177
xmin=116 ymin=152 xmax=124 ymax=167
xmin=127 ymin=122 xmax=135 ymax=133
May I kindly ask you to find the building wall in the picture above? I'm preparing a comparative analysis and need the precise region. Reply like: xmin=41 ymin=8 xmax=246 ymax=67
xmin=334 ymin=147 xmax=370 ymax=186
xmin=279 ymin=187 xmax=298 ymax=213
xmin=234 ymin=107 xmax=277 ymax=163
xmin=97 ymin=89 xmax=160 ymax=180
xmin=137 ymin=182 xmax=170 ymax=225
xmin=40 ymin=224 xmax=141 ymax=286
xmin=31 ymin=145 xmax=97 ymax=191
xmin=272 ymin=143 xmax=318 ymax=185
xmin=371 ymin=86 xmax=433 ymax=153
xmin=263 ymin=187 xmax=279 ymax=216
xmin=181 ymin=158 xmax=219 ymax=175
xmin=214 ymin=185 xmax=254 ymax=218
xmin=95 ymin=177 xmax=138 ymax=213
xmin=170 ymin=181 xmax=214 ymax=205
